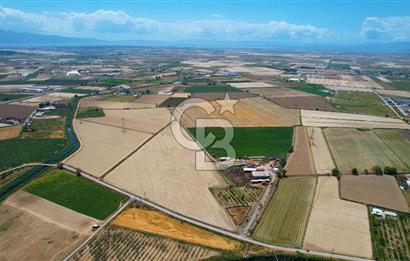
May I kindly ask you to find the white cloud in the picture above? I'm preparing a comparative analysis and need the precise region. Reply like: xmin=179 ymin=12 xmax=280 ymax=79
xmin=0 ymin=6 xmax=328 ymax=41
xmin=362 ymin=16 xmax=410 ymax=41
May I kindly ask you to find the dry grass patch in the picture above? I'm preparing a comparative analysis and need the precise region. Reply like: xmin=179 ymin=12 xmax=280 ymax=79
xmin=341 ymin=175 xmax=409 ymax=213
xmin=301 ymin=109 xmax=410 ymax=129
xmin=285 ymin=127 xmax=316 ymax=176
xmin=112 ymin=208 xmax=241 ymax=251
xmin=182 ymin=97 xmax=300 ymax=128
xmin=65 ymin=120 xmax=151 ymax=177
xmin=0 ymin=125 xmax=21 ymax=140
xmin=83 ymin=107 xmax=171 ymax=134
xmin=303 ymin=177 xmax=372 ymax=258
xmin=306 ymin=127 xmax=335 ymax=174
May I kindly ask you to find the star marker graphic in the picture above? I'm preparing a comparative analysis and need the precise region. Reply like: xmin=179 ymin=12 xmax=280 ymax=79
xmin=217 ymin=92 xmax=238 ymax=114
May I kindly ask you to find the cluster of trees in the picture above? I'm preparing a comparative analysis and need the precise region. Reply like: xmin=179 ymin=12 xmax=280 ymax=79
xmin=331 ymin=166 xmax=398 ymax=178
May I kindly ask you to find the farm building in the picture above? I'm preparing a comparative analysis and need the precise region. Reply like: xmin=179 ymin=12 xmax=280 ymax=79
xmin=66 ymin=70 xmax=81 ymax=77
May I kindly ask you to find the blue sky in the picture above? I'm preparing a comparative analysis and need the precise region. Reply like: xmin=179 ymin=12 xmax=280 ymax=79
xmin=1 ymin=0 xmax=410 ymax=44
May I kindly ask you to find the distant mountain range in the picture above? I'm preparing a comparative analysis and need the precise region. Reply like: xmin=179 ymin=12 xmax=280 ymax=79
xmin=1 ymin=30 xmax=410 ymax=53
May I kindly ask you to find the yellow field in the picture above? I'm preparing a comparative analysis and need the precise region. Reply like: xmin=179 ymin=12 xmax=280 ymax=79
xmin=0 ymin=125 xmax=22 ymax=140
xmin=112 ymin=208 xmax=241 ymax=251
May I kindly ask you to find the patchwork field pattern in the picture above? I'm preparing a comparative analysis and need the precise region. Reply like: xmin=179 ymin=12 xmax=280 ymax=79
xmin=253 ymin=177 xmax=316 ymax=247
xmin=80 ymin=99 xmax=155 ymax=110
xmin=105 ymin=127 xmax=235 ymax=230
xmin=112 ymin=208 xmax=240 ymax=251
xmin=65 ymin=120 xmax=151 ymax=177
xmin=324 ymin=128 xmax=408 ymax=173
xmin=70 ymin=225 xmax=220 ymax=261
xmin=182 ymin=97 xmax=300 ymax=128
xmin=374 ymin=129 xmax=410 ymax=169
xmin=341 ymin=175 xmax=409 ymax=213
xmin=285 ymin=127 xmax=316 ymax=176
xmin=306 ymin=127 xmax=335 ymax=174
xmin=307 ymin=77 xmax=382 ymax=89
xmin=304 ymin=177 xmax=372 ymax=258
xmin=227 ymin=81 xmax=273 ymax=88
xmin=301 ymin=110 xmax=410 ymax=129
xmin=269 ymin=96 xmax=336 ymax=111
xmin=135 ymin=94 xmax=170 ymax=106
xmin=246 ymin=87 xmax=314 ymax=98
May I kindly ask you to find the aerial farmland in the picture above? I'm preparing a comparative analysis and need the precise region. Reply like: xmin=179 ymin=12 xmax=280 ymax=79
xmin=1 ymin=46 xmax=410 ymax=261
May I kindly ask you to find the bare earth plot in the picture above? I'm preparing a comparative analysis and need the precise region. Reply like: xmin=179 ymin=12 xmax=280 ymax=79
xmin=301 ymin=109 xmax=410 ymax=129
xmin=285 ymin=127 xmax=316 ymax=176
xmin=324 ymin=128 xmax=408 ymax=173
xmin=246 ymin=87 xmax=314 ymax=98
xmin=0 ymin=197 xmax=90 ymax=261
xmin=378 ymin=89 xmax=410 ymax=98
xmin=112 ymin=208 xmax=241 ymax=251
xmin=374 ymin=129 xmax=410 ymax=168
xmin=181 ymin=97 xmax=300 ymax=128
xmin=0 ymin=125 xmax=21 ymax=140
xmin=104 ymin=126 xmax=235 ymax=231
xmin=83 ymin=107 xmax=171 ymax=134
xmin=306 ymin=127 xmax=335 ymax=174
xmin=64 ymin=120 xmax=151 ymax=177
xmin=304 ymin=177 xmax=372 ymax=259
xmin=135 ymin=94 xmax=170 ymax=106
xmin=227 ymin=81 xmax=274 ymax=88
xmin=4 ymin=191 xmax=99 ymax=233
xmin=341 ymin=175 xmax=409 ymax=213
xmin=80 ymin=99 xmax=155 ymax=110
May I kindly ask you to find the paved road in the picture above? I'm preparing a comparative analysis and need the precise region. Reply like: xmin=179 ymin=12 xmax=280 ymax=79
xmin=0 ymin=163 xmax=56 ymax=177
xmin=61 ymin=165 xmax=374 ymax=261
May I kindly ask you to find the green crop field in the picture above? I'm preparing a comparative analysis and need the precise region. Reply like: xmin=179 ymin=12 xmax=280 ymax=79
xmin=24 ymin=169 xmax=127 ymax=220
xmin=375 ymin=130 xmax=410 ymax=169
xmin=0 ymin=93 xmax=31 ymax=101
xmin=210 ymin=186 xmax=262 ymax=207
xmin=101 ymin=79 xmax=132 ymax=87
xmin=290 ymin=83 xmax=332 ymax=97
xmin=324 ymin=128 xmax=408 ymax=173
xmin=252 ymin=177 xmax=316 ymax=247
xmin=328 ymin=91 xmax=396 ymax=118
xmin=326 ymin=63 xmax=351 ymax=70
xmin=187 ymin=127 xmax=293 ymax=158
xmin=76 ymin=107 xmax=105 ymax=118
xmin=183 ymin=84 xmax=242 ymax=93
xmin=369 ymin=211 xmax=410 ymax=261
xmin=0 ymin=138 xmax=67 ymax=171
xmin=387 ymin=78 xmax=410 ymax=91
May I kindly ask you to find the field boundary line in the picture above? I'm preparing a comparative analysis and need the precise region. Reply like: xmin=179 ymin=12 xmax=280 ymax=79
xmin=62 ymin=198 xmax=133 ymax=261
xmin=76 ymin=118 xmax=157 ymax=135
xmin=99 ymin=122 xmax=171 ymax=180
xmin=373 ymin=130 xmax=410 ymax=170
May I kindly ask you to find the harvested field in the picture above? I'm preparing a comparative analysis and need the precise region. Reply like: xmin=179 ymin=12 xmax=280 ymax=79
xmin=324 ymin=128 xmax=408 ymax=173
xmin=378 ymin=89 xmax=410 ymax=98
xmin=285 ymin=127 xmax=316 ymax=176
xmin=370 ymin=212 xmax=410 ymax=261
xmin=104 ymin=126 xmax=235 ymax=230
xmin=135 ymin=94 xmax=170 ymax=106
xmin=269 ymin=96 xmax=336 ymax=111
xmin=171 ymin=92 xmax=190 ymax=98
xmin=70 ymin=225 xmax=220 ymax=261
xmin=303 ymin=177 xmax=372 ymax=258
xmin=376 ymin=76 xmax=392 ymax=83
xmin=307 ymin=77 xmax=382 ymax=89
xmin=0 ymin=204 xmax=86 ymax=261
xmin=246 ymin=87 xmax=313 ymax=98
xmin=253 ymin=177 xmax=316 ymax=247
xmin=306 ymin=127 xmax=335 ymax=174
xmin=24 ymin=169 xmax=127 ymax=220
xmin=341 ymin=175 xmax=409 ymax=213
xmin=80 ymin=99 xmax=154 ymax=109
xmin=112 ymin=208 xmax=240 ymax=251
xmin=190 ymin=91 xmax=256 ymax=101
xmin=0 ymin=104 xmax=34 ymax=120
xmin=65 ymin=120 xmax=151 ymax=177
xmin=301 ymin=109 xmax=410 ymax=129
xmin=4 ymin=190 xmax=99 ymax=233
xmin=19 ymin=92 xmax=85 ymax=105
xmin=210 ymin=186 xmax=262 ymax=207
xmin=227 ymin=81 xmax=273 ymax=88
xmin=183 ymin=85 xmax=241 ymax=93
xmin=375 ymin=129 xmax=410 ymax=168
xmin=182 ymin=97 xmax=300 ymax=128
xmin=0 ymin=125 xmax=21 ymax=140
xmin=188 ymin=127 xmax=293 ymax=158
xmin=225 ymin=66 xmax=283 ymax=76
xmin=83 ymin=108 xmax=171 ymax=134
